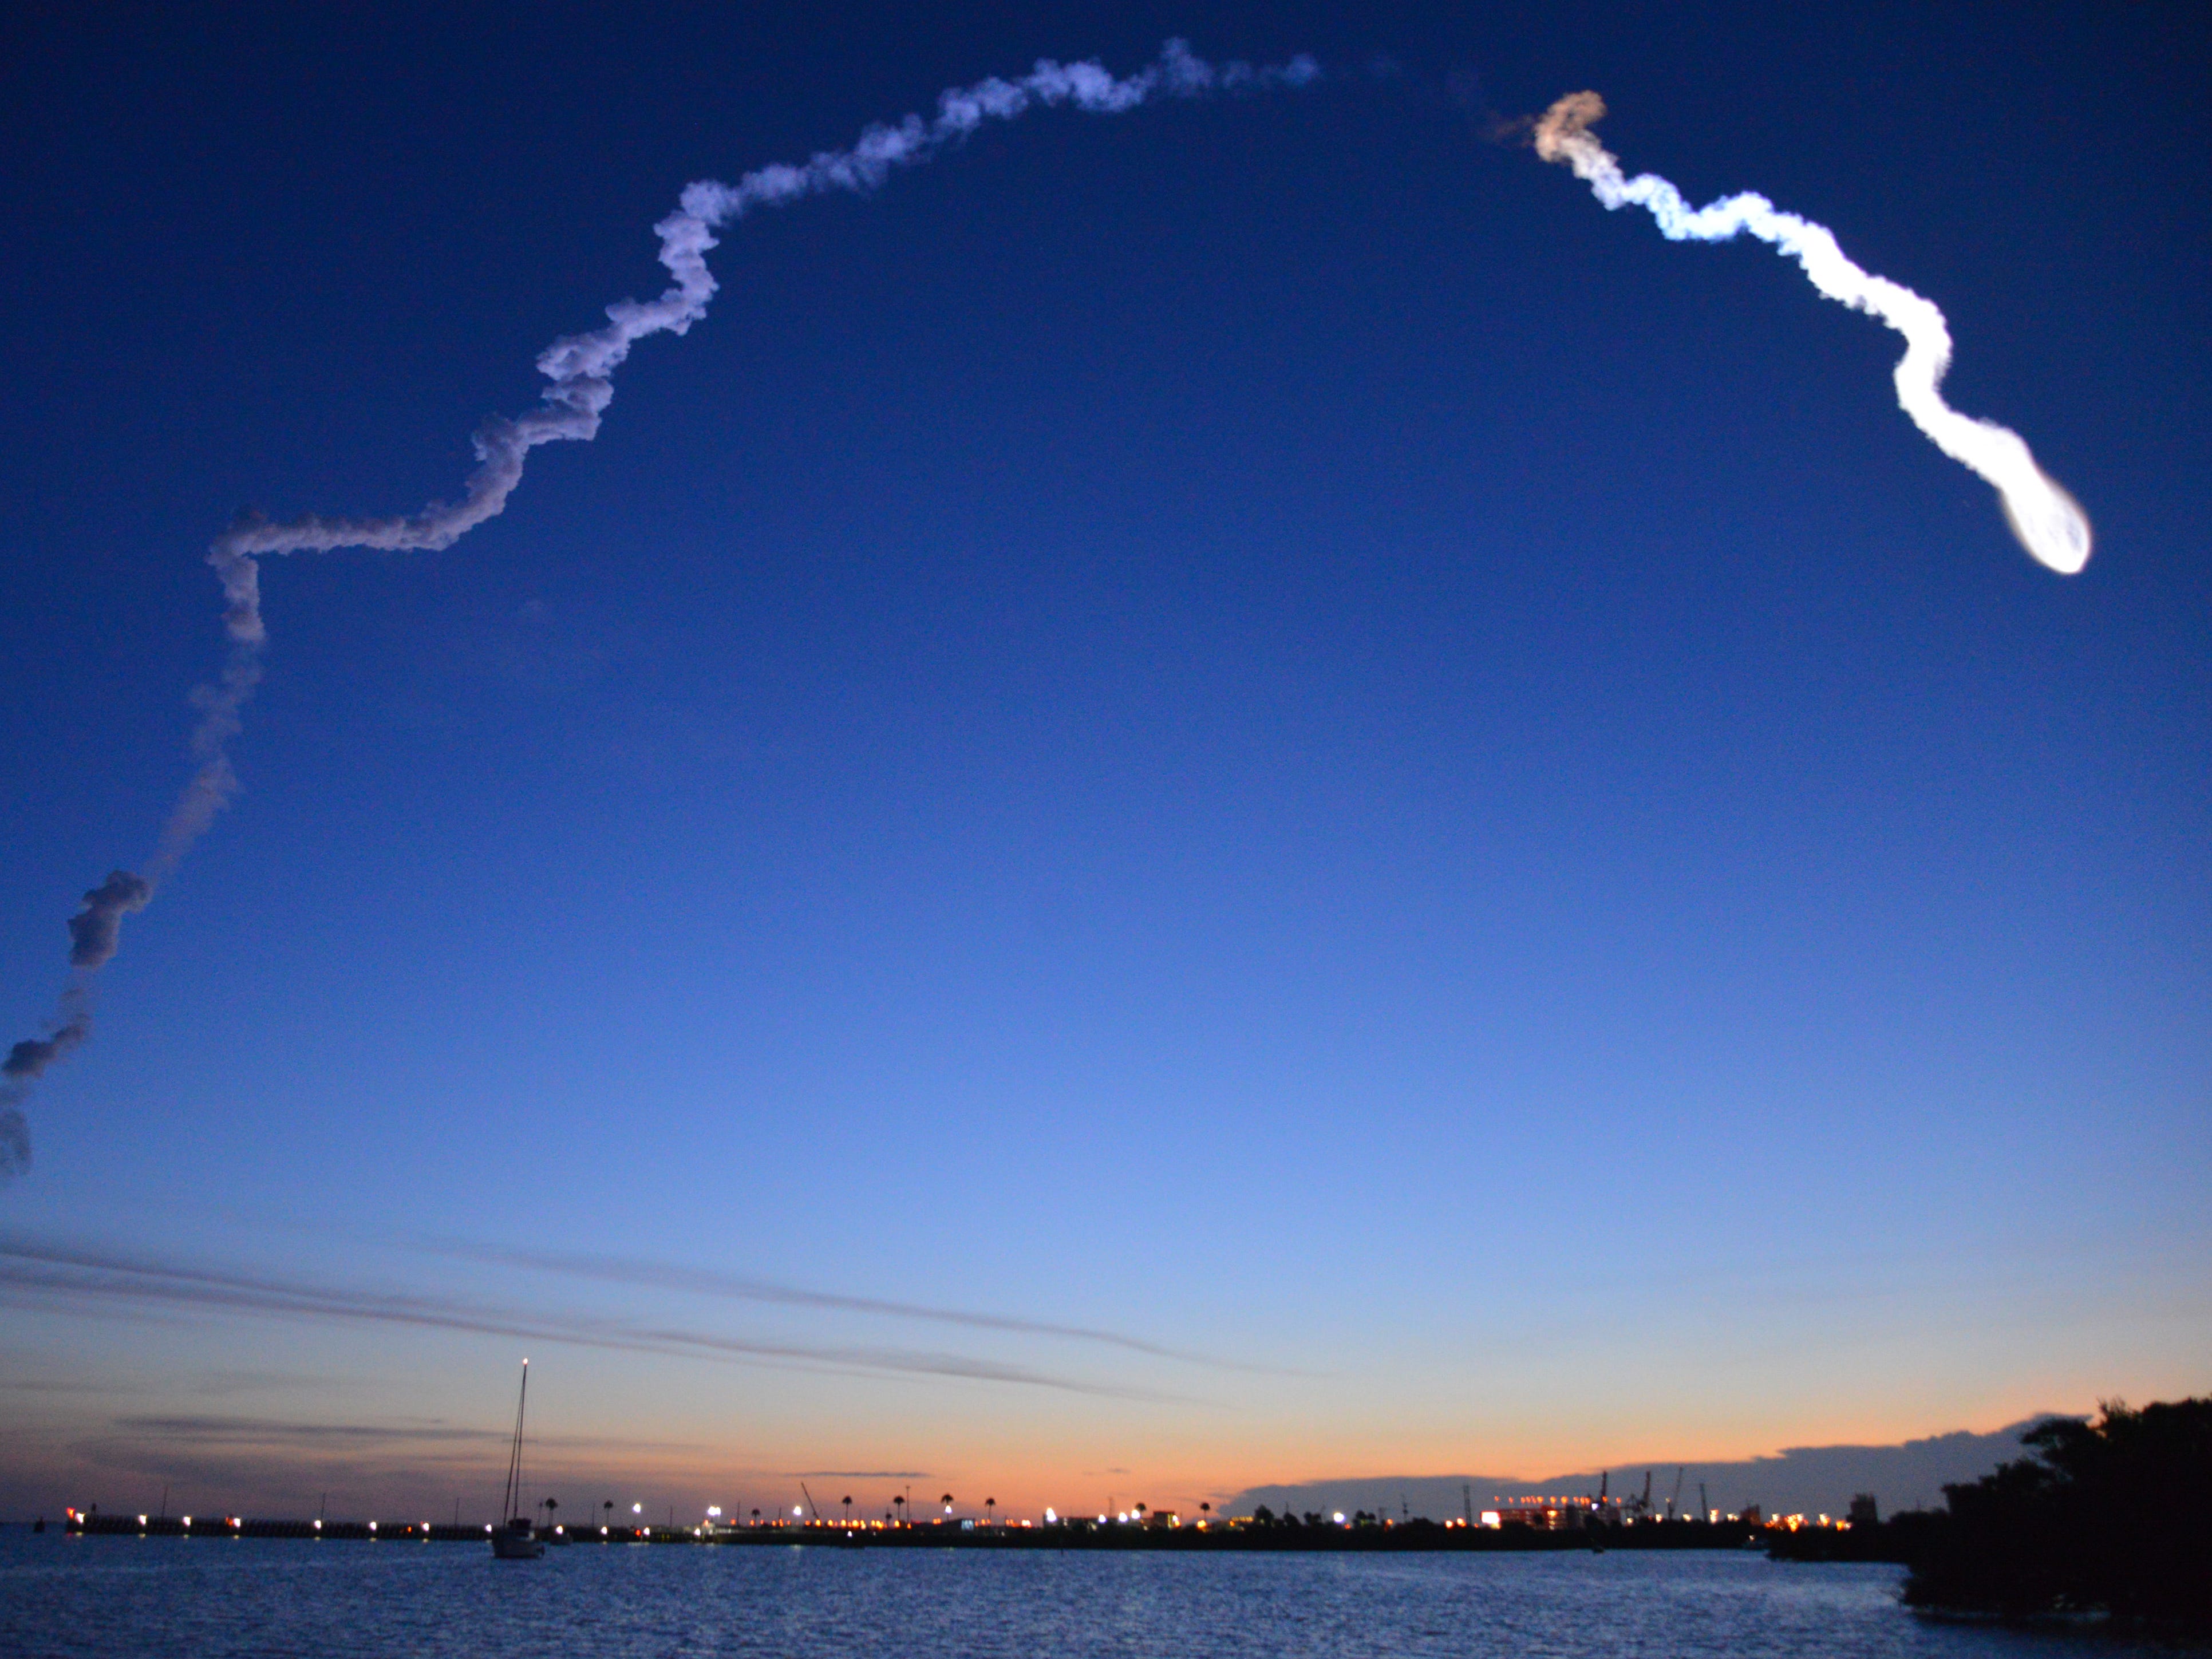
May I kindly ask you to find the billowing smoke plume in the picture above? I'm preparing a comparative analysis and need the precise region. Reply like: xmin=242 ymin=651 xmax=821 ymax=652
xmin=4 ymin=872 xmax=151 ymax=1175
xmin=2 ymin=986 xmax=92 ymax=1177
xmin=65 ymin=872 xmax=152 ymax=970
xmin=3 ymin=871 xmax=149 ymax=1176
xmin=0 ymin=41 xmax=1319 ymax=1180
xmin=1533 ymin=92 xmax=2091 ymax=575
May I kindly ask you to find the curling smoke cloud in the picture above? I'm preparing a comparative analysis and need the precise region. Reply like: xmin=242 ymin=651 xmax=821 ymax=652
xmin=0 ymin=42 xmax=1318 ymax=1179
xmin=1533 ymin=92 xmax=2091 ymax=576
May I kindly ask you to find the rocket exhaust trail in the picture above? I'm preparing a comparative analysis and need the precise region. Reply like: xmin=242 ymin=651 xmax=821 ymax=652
xmin=1532 ymin=93 xmax=2091 ymax=576
xmin=0 ymin=41 xmax=1319 ymax=1179
xmin=5 ymin=66 xmax=2082 ymax=1182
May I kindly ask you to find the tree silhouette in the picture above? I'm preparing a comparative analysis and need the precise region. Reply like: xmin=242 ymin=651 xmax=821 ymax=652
xmin=984 ymin=1496 xmax=996 ymax=1526
xmin=1904 ymin=1396 xmax=2212 ymax=1625
xmin=841 ymin=1495 xmax=853 ymax=1527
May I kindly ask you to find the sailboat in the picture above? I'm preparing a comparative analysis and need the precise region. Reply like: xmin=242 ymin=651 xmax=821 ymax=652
xmin=491 ymin=1359 xmax=546 ymax=1559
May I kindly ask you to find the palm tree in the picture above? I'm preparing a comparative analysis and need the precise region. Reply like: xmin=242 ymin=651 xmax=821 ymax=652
xmin=940 ymin=1492 xmax=954 ymax=1520
xmin=750 ymin=1508 xmax=761 ymax=1528
xmin=841 ymin=1495 xmax=854 ymax=1528
xmin=984 ymin=1496 xmax=996 ymax=1526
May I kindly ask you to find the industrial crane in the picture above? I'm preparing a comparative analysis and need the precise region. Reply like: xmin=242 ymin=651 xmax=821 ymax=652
xmin=1626 ymin=1470 xmax=1653 ymax=1521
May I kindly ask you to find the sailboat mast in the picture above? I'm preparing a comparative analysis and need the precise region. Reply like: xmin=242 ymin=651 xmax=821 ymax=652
xmin=501 ymin=1359 xmax=529 ymax=1521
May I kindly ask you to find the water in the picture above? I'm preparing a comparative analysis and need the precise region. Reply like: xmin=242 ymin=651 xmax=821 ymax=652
xmin=0 ymin=1532 xmax=2188 ymax=1658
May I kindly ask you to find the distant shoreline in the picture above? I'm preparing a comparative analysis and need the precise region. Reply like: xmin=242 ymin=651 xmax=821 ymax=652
xmin=44 ymin=1514 xmax=1769 ymax=1553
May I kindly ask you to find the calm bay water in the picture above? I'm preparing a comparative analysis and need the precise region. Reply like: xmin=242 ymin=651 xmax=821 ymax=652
xmin=0 ymin=1532 xmax=2185 ymax=1658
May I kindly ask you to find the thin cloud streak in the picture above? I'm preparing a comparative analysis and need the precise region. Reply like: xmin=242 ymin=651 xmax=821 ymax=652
xmin=112 ymin=1416 xmax=503 ymax=1447
xmin=436 ymin=1241 xmax=1269 ymax=1372
xmin=105 ymin=1415 xmax=709 ymax=1455
xmin=0 ymin=1235 xmax=1194 ymax=1403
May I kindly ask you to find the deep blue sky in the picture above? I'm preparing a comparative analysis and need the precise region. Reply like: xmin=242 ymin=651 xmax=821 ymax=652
xmin=1 ymin=2 xmax=2205 ymax=1520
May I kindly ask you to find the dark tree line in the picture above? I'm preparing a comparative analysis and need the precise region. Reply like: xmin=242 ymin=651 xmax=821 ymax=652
xmin=1901 ymin=1396 xmax=2211 ymax=1628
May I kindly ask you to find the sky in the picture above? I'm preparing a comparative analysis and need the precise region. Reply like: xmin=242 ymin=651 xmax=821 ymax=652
xmin=0 ymin=0 xmax=2205 ymax=1526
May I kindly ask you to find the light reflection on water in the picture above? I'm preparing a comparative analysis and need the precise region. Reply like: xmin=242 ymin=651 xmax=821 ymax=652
xmin=0 ymin=1534 xmax=2185 ymax=1658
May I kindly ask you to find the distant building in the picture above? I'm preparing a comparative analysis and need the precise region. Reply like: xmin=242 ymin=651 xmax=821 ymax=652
xmin=1484 ymin=1497 xmax=1613 ymax=1530
xmin=1847 ymin=1494 xmax=1879 ymax=1526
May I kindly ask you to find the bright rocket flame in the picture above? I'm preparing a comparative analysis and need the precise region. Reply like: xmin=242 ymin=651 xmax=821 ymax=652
xmin=1534 ymin=92 xmax=2090 ymax=575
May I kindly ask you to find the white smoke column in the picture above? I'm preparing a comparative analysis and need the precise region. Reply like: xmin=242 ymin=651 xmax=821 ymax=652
xmin=205 ymin=39 xmax=1319 ymax=644
xmin=1533 ymin=93 xmax=2090 ymax=575
xmin=0 ymin=41 xmax=1320 ymax=1177
xmin=188 ymin=41 xmax=1317 ymax=773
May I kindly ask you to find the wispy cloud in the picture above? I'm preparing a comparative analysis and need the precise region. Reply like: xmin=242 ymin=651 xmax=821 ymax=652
xmin=110 ymin=1416 xmax=504 ymax=1447
xmin=103 ymin=1414 xmax=706 ymax=1456
xmin=433 ymin=1241 xmax=1260 ymax=1370
xmin=0 ymin=1234 xmax=1193 ymax=1403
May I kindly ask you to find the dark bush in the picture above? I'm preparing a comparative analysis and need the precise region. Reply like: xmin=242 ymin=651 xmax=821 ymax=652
xmin=1902 ymin=1397 xmax=2212 ymax=1628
